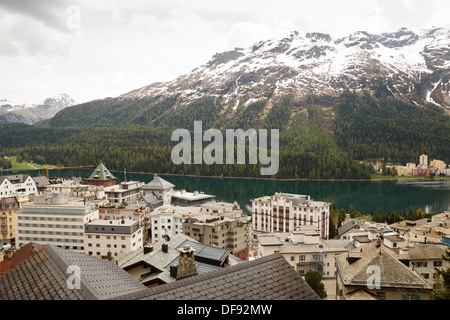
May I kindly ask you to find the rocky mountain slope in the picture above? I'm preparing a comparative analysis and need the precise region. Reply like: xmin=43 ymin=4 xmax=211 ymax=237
xmin=120 ymin=26 xmax=450 ymax=110
xmin=0 ymin=94 xmax=77 ymax=124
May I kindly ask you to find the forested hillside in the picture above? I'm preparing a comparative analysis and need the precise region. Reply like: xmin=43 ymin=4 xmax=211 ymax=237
xmin=1 ymin=91 xmax=448 ymax=180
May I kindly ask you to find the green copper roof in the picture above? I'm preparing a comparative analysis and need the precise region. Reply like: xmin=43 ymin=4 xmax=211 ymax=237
xmin=87 ymin=162 xmax=116 ymax=181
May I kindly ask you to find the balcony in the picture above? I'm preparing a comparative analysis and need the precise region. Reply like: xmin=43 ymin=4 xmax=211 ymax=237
xmin=298 ymin=260 xmax=315 ymax=266
xmin=311 ymin=266 xmax=325 ymax=276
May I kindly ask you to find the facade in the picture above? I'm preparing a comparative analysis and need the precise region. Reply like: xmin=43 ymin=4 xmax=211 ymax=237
xmin=419 ymin=154 xmax=428 ymax=167
xmin=104 ymin=181 xmax=144 ymax=204
xmin=430 ymin=159 xmax=446 ymax=170
xmin=0 ymin=175 xmax=38 ymax=199
xmin=0 ymin=195 xmax=30 ymax=247
xmin=83 ymin=162 xmax=116 ymax=187
xmin=257 ymin=225 xmax=353 ymax=279
xmin=149 ymin=205 xmax=202 ymax=243
xmin=183 ymin=208 xmax=252 ymax=260
xmin=14 ymin=193 xmax=99 ymax=252
xmin=99 ymin=203 xmax=150 ymax=241
xmin=84 ymin=218 xmax=143 ymax=258
xmin=252 ymin=192 xmax=330 ymax=239
xmin=412 ymin=168 xmax=434 ymax=176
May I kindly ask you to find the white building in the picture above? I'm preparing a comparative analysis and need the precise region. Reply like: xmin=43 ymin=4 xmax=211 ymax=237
xmin=252 ymin=192 xmax=330 ymax=239
xmin=149 ymin=205 xmax=202 ymax=243
xmin=15 ymin=193 xmax=99 ymax=252
xmin=0 ymin=174 xmax=38 ymax=199
xmin=257 ymin=225 xmax=353 ymax=279
xmin=104 ymin=181 xmax=144 ymax=204
xmin=84 ymin=218 xmax=143 ymax=258
xmin=171 ymin=190 xmax=216 ymax=207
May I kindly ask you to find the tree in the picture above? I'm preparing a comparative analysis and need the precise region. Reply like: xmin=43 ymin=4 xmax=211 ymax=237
xmin=101 ymin=251 xmax=114 ymax=261
xmin=305 ymin=270 xmax=327 ymax=299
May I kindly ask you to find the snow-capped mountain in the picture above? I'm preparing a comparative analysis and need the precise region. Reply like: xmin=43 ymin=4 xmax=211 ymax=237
xmin=120 ymin=26 xmax=450 ymax=109
xmin=0 ymin=93 xmax=77 ymax=124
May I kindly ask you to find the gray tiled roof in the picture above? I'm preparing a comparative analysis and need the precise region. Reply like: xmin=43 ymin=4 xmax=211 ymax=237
xmin=142 ymin=174 xmax=175 ymax=190
xmin=0 ymin=245 xmax=148 ymax=300
xmin=113 ymin=254 xmax=321 ymax=300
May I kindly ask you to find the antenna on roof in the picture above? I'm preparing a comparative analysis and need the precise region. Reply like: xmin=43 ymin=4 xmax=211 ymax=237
xmin=124 ymin=168 xmax=127 ymax=183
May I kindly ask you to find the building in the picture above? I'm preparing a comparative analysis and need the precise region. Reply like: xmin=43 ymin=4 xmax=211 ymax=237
xmin=14 ymin=193 xmax=99 ymax=251
xmin=171 ymin=189 xmax=216 ymax=207
xmin=430 ymin=159 xmax=446 ymax=170
xmin=116 ymin=253 xmax=320 ymax=300
xmin=419 ymin=154 xmax=428 ymax=167
xmin=389 ymin=211 xmax=450 ymax=244
xmin=391 ymin=243 xmax=450 ymax=288
xmin=412 ymin=168 xmax=434 ymax=176
xmin=257 ymin=225 xmax=353 ymax=280
xmin=99 ymin=203 xmax=150 ymax=242
xmin=335 ymin=241 xmax=433 ymax=300
xmin=0 ymin=174 xmax=38 ymax=199
xmin=141 ymin=174 xmax=174 ymax=206
xmin=1 ymin=195 xmax=31 ymax=247
xmin=183 ymin=205 xmax=252 ymax=260
xmin=148 ymin=205 xmax=202 ymax=243
xmin=83 ymin=162 xmax=116 ymax=187
xmin=252 ymin=192 xmax=330 ymax=239
xmin=84 ymin=218 xmax=143 ymax=258
xmin=338 ymin=218 xmax=393 ymax=241
xmin=44 ymin=178 xmax=106 ymax=201
xmin=117 ymin=233 xmax=240 ymax=287
xmin=32 ymin=176 xmax=50 ymax=194
xmin=104 ymin=181 xmax=144 ymax=204
xmin=0 ymin=244 xmax=148 ymax=300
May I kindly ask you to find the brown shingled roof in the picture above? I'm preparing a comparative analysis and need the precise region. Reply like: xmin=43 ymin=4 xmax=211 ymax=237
xmin=0 ymin=242 xmax=47 ymax=275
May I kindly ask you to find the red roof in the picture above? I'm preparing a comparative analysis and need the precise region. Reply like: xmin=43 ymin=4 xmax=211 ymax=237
xmin=0 ymin=242 xmax=47 ymax=275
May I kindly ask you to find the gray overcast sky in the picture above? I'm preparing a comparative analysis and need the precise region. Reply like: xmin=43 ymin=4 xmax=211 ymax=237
xmin=1 ymin=0 xmax=449 ymax=104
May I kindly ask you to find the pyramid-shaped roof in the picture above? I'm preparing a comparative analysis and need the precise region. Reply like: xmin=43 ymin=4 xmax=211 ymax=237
xmin=142 ymin=174 xmax=174 ymax=190
xmin=87 ymin=162 xmax=116 ymax=181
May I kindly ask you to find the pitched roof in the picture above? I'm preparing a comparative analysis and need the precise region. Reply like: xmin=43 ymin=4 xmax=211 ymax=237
xmin=0 ymin=242 xmax=46 ymax=275
xmin=118 ymin=234 xmax=236 ymax=285
xmin=142 ymin=174 xmax=174 ymax=190
xmin=338 ymin=219 xmax=363 ymax=236
xmin=32 ymin=176 xmax=50 ymax=187
xmin=336 ymin=242 xmax=432 ymax=290
xmin=87 ymin=162 xmax=116 ymax=181
xmin=113 ymin=254 xmax=321 ymax=300
xmin=0 ymin=245 xmax=148 ymax=300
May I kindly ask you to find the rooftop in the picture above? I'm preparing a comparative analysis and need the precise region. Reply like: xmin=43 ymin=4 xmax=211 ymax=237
xmin=86 ymin=162 xmax=116 ymax=181
xmin=114 ymin=254 xmax=321 ymax=300
xmin=142 ymin=174 xmax=175 ymax=190
xmin=0 ymin=245 xmax=148 ymax=300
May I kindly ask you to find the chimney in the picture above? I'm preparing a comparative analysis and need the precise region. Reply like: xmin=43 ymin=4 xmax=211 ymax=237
xmin=144 ymin=245 xmax=153 ymax=254
xmin=31 ymin=244 xmax=37 ymax=255
xmin=176 ymin=245 xmax=197 ymax=280
xmin=162 ymin=243 xmax=169 ymax=253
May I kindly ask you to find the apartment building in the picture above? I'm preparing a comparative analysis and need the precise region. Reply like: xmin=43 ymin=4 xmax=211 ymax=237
xmin=14 ymin=193 xmax=99 ymax=251
xmin=84 ymin=218 xmax=143 ymax=258
xmin=99 ymin=203 xmax=150 ymax=242
xmin=0 ymin=174 xmax=38 ymax=199
xmin=149 ymin=205 xmax=202 ymax=243
xmin=419 ymin=154 xmax=428 ymax=167
xmin=183 ymin=209 xmax=252 ymax=260
xmin=104 ymin=181 xmax=144 ymax=204
xmin=257 ymin=225 xmax=353 ymax=279
xmin=252 ymin=192 xmax=330 ymax=239
xmin=1 ymin=194 xmax=31 ymax=247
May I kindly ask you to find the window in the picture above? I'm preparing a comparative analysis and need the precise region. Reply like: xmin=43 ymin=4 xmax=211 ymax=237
xmin=434 ymin=261 xmax=443 ymax=267
xmin=290 ymin=256 xmax=294 ymax=262
xmin=299 ymin=255 xmax=305 ymax=262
